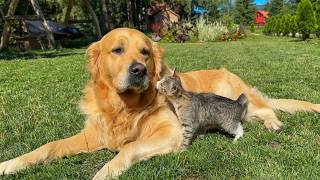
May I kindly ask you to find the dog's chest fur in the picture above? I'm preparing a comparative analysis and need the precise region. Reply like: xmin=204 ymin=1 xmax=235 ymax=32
xmin=81 ymin=84 xmax=166 ymax=151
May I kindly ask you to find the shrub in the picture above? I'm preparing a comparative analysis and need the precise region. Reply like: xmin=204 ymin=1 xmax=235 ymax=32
xmin=238 ymin=25 xmax=248 ymax=39
xmin=273 ymin=17 xmax=282 ymax=36
xmin=289 ymin=15 xmax=298 ymax=37
xmin=296 ymin=0 xmax=316 ymax=40
xmin=263 ymin=17 xmax=274 ymax=35
xmin=281 ymin=15 xmax=291 ymax=36
xmin=263 ymin=15 xmax=300 ymax=37
xmin=161 ymin=22 xmax=195 ymax=43
xmin=250 ymin=23 xmax=255 ymax=33
xmin=221 ymin=14 xmax=235 ymax=30
xmin=220 ymin=27 xmax=246 ymax=41
xmin=196 ymin=17 xmax=228 ymax=42
xmin=314 ymin=0 xmax=320 ymax=38
xmin=161 ymin=30 xmax=176 ymax=43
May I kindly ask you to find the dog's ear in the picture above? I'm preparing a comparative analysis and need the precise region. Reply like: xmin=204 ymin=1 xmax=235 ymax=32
xmin=152 ymin=42 xmax=163 ymax=79
xmin=86 ymin=42 xmax=101 ymax=79
xmin=152 ymin=42 xmax=173 ymax=79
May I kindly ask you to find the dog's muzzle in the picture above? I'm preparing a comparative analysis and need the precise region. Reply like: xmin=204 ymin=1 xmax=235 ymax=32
xmin=126 ymin=61 xmax=148 ymax=91
xmin=129 ymin=62 xmax=147 ymax=77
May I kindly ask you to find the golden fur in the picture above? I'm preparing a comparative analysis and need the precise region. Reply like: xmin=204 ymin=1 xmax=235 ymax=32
xmin=1 ymin=28 xmax=320 ymax=179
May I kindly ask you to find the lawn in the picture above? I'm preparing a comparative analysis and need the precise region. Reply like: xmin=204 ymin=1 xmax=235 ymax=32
xmin=0 ymin=34 xmax=320 ymax=179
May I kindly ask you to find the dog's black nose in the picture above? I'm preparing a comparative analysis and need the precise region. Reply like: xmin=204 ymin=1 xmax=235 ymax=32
xmin=129 ymin=62 xmax=147 ymax=77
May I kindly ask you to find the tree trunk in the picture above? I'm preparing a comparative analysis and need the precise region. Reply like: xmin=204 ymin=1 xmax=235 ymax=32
xmin=100 ymin=0 xmax=109 ymax=34
xmin=82 ymin=0 xmax=102 ymax=39
xmin=0 ymin=0 xmax=20 ymax=50
xmin=133 ymin=0 xmax=142 ymax=28
xmin=0 ymin=8 xmax=4 ymax=20
xmin=127 ymin=0 xmax=133 ymax=27
xmin=30 ymin=0 xmax=55 ymax=49
xmin=64 ymin=0 xmax=74 ymax=26
xmin=302 ymin=33 xmax=309 ymax=40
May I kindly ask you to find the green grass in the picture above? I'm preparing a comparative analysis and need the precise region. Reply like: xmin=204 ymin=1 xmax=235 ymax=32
xmin=0 ymin=34 xmax=320 ymax=179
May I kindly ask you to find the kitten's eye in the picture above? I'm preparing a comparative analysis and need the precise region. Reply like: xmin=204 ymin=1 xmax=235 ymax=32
xmin=141 ymin=48 xmax=149 ymax=56
xmin=171 ymin=84 xmax=177 ymax=91
xmin=112 ymin=47 xmax=124 ymax=55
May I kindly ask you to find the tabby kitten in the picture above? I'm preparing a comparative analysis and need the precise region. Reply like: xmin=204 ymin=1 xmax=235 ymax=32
xmin=156 ymin=71 xmax=248 ymax=149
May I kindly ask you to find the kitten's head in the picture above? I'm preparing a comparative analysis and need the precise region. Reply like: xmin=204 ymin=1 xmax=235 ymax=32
xmin=156 ymin=68 xmax=183 ymax=97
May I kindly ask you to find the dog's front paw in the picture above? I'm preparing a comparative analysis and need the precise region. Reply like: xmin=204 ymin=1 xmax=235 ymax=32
xmin=0 ymin=158 xmax=26 ymax=175
xmin=264 ymin=119 xmax=283 ymax=131
xmin=92 ymin=164 xmax=119 ymax=180
xmin=92 ymin=169 xmax=110 ymax=180
xmin=92 ymin=160 xmax=126 ymax=180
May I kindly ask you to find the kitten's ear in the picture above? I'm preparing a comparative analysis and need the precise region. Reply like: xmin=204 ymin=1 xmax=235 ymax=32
xmin=172 ymin=67 xmax=177 ymax=77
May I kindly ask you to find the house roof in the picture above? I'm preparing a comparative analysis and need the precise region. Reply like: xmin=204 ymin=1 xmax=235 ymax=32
xmin=164 ymin=9 xmax=179 ymax=18
xmin=256 ymin=10 xmax=269 ymax=18
xmin=151 ymin=8 xmax=179 ymax=18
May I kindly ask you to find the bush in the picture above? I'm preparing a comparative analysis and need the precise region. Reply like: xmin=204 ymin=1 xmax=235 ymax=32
xmin=161 ymin=22 xmax=195 ymax=43
xmin=314 ymin=0 xmax=320 ymax=38
xmin=196 ymin=17 xmax=228 ymax=42
xmin=250 ymin=23 xmax=255 ymax=33
xmin=296 ymin=0 xmax=316 ymax=40
xmin=221 ymin=14 xmax=235 ymax=30
xmin=273 ymin=17 xmax=282 ymax=36
xmin=264 ymin=15 xmax=299 ymax=37
xmin=289 ymin=15 xmax=298 ymax=37
xmin=161 ymin=30 xmax=176 ymax=43
xmin=281 ymin=15 xmax=291 ymax=36
xmin=263 ymin=17 xmax=274 ymax=35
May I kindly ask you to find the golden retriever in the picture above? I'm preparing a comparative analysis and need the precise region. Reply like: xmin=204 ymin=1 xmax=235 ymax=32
xmin=0 ymin=28 xmax=319 ymax=179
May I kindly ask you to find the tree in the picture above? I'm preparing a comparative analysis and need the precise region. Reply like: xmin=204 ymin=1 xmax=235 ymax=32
xmin=269 ymin=0 xmax=284 ymax=16
xmin=296 ymin=0 xmax=316 ymax=40
xmin=274 ymin=17 xmax=281 ymax=36
xmin=168 ymin=0 xmax=192 ymax=20
xmin=265 ymin=1 xmax=271 ymax=11
xmin=263 ymin=16 xmax=273 ymax=35
xmin=286 ymin=0 xmax=299 ymax=13
xmin=196 ymin=0 xmax=219 ymax=20
xmin=289 ymin=15 xmax=298 ymax=37
xmin=314 ymin=0 xmax=320 ymax=37
xmin=281 ymin=14 xmax=291 ymax=36
xmin=99 ymin=0 xmax=110 ymax=34
xmin=234 ymin=0 xmax=256 ymax=26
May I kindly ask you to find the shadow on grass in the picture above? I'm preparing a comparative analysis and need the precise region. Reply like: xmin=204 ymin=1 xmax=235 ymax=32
xmin=288 ymin=39 xmax=304 ymax=42
xmin=288 ymin=37 xmax=320 ymax=43
xmin=0 ymin=49 xmax=85 ymax=61
xmin=204 ymin=129 xmax=234 ymax=139
xmin=0 ymin=39 xmax=94 ymax=61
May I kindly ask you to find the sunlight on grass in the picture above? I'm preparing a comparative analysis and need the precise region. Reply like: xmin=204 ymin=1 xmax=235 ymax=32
xmin=0 ymin=35 xmax=319 ymax=179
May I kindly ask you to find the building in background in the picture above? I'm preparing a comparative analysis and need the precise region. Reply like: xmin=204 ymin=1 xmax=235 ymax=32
xmin=255 ymin=10 xmax=269 ymax=25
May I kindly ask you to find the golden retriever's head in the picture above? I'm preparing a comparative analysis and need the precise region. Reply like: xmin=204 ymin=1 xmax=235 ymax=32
xmin=87 ymin=28 xmax=165 ymax=94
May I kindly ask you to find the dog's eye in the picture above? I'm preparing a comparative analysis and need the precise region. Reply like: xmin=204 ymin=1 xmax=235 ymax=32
xmin=112 ymin=47 xmax=124 ymax=55
xmin=141 ymin=49 xmax=149 ymax=56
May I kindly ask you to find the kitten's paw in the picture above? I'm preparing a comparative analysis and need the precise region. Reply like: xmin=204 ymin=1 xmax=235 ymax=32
xmin=232 ymin=134 xmax=243 ymax=143
xmin=232 ymin=137 xmax=240 ymax=143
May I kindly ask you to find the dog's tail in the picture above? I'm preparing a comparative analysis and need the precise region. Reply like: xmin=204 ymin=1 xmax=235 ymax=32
xmin=236 ymin=93 xmax=248 ymax=121
xmin=268 ymin=99 xmax=320 ymax=114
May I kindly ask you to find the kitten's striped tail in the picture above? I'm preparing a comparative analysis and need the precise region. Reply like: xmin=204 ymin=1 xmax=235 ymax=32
xmin=236 ymin=93 xmax=249 ymax=121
